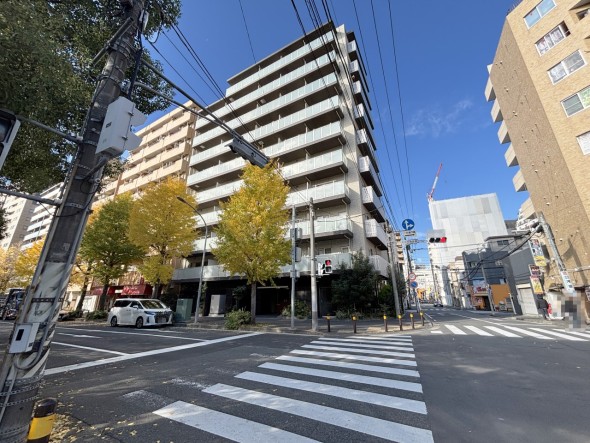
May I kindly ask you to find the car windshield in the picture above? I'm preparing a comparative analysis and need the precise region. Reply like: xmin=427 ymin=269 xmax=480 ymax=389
xmin=140 ymin=300 xmax=167 ymax=309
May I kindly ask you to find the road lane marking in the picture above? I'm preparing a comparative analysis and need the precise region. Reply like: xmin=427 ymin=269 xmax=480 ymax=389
xmin=153 ymin=400 xmax=316 ymax=443
xmin=311 ymin=339 xmax=414 ymax=351
xmin=555 ymin=330 xmax=590 ymax=338
xmin=430 ymin=331 xmax=443 ymax=334
xmin=348 ymin=335 xmax=413 ymax=341
xmin=275 ymin=355 xmax=420 ymax=377
xmin=315 ymin=338 xmax=414 ymax=349
xmin=204 ymin=384 xmax=434 ymax=443
xmin=501 ymin=326 xmax=553 ymax=339
xmin=57 ymin=333 xmax=99 ymax=338
xmin=291 ymin=350 xmax=417 ymax=366
xmin=56 ymin=327 xmax=207 ymax=341
xmin=484 ymin=326 xmax=521 ymax=337
xmin=301 ymin=345 xmax=415 ymax=359
xmin=260 ymin=362 xmax=422 ymax=393
xmin=44 ymin=332 xmax=261 ymax=375
xmin=464 ymin=326 xmax=494 ymax=336
xmin=236 ymin=371 xmax=427 ymax=414
xmin=444 ymin=325 xmax=466 ymax=335
xmin=529 ymin=328 xmax=587 ymax=341
xmin=52 ymin=342 xmax=127 ymax=355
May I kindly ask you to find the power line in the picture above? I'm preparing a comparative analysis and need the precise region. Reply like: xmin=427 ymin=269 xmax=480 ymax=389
xmin=238 ymin=0 xmax=256 ymax=64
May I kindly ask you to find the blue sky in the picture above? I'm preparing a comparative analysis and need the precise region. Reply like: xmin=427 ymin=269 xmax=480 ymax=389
xmin=146 ymin=0 xmax=522 ymax=262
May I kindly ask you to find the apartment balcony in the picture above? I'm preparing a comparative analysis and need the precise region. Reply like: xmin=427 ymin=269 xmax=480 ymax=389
xmin=361 ymin=186 xmax=386 ymax=223
xmin=197 ymin=208 xmax=222 ymax=228
xmin=352 ymin=81 xmax=371 ymax=110
xmin=354 ymin=103 xmax=374 ymax=130
xmin=190 ymin=142 xmax=233 ymax=167
xmin=491 ymin=99 xmax=503 ymax=123
xmin=356 ymin=129 xmax=378 ymax=165
xmin=485 ymin=76 xmax=495 ymax=101
xmin=513 ymin=169 xmax=527 ymax=192
xmin=294 ymin=216 xmax=353 ymax=241
xmin=498 ymin=121 xmax=510 ymax=144
xmin=520 ymin=197 xmax=536 ymax=220
xmin=504 ymin=144 xmax=518 ymax=167
xmin=359 ymin=156 xmax=382 ymax=196
xmin=281 ymin=149 xmax=347 ymax=186
xmin=287 ymin=180 xmax=350 ymax=208
xmin=140 ymin=144 xmax=186 ymax=175
xmin=347 ymin=39 xmax=357 ymax=56
xmin=349 ymin=60 xmax=360 ymax=76
xmin=188 ymin=157 xmax=246 ymax=188
xmin=364 ymin=218 xmax=388 ymax=250
xmin=193 ymin=235 xmax=218 ymax=253
xmin=369 ymin=254 xmax=390 ymax=277
xmin=196 ymin=180 xmax=244 ymax=207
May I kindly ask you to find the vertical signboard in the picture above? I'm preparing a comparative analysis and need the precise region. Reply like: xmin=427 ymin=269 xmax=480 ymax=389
xmin=529 ymin=239 xmax=547 ymax=267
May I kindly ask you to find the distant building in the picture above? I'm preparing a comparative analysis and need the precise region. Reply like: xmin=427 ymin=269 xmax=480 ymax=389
xmin=0 ymin=194 xmax=34 ymax=250
xmin=428 ymin=193 xmax=508 ymax=305
xmin=21 ymin=183 xmax=62 ymax=249
xmin=487 ymin=0 xmax=590 ymax=321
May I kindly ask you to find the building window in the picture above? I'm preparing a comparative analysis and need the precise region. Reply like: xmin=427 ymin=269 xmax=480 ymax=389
xmin=577 ymin=131 xmax=590 ymax=155
xmin=524 ymin=0 xmax=555 ymax=28
xmin=536 ymin=23 xmax=569 ymax=55
xmin=562 ymin=85 xmax=590 ymax=116
xmin=548 ymin=51 xmax=585 ymax=83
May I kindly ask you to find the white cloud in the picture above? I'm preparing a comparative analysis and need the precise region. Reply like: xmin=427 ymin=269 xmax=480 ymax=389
xmin=405 ymin=99 xmax=474 ymax=138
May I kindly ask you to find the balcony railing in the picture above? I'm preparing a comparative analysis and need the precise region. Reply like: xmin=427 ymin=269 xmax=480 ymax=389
xmin=369 ymin=255 xmax=389 ymax=277
xmin=281 ymin=149 xmax=345 ymax=179
xmin=196 ymin=180 xmax=244 ymax=204
xmin=504 ymin=144 xmax=518 ymax=167
xmin=262 ymin=122 xmax=343 ymax=159
xmin=364 ymin=218 xmax=388 ymax=249
xmin=498 ymin=121 xmax=510 ymax=144
xmin=513 ymin=169 xmax=526 ymax=192
xmin=294 ymin=217 xmax=352 ymax=236
xmin=188 ymin=157 xmax=246 ymax=187
xmin=361 ymin=186 xmax=386 ymax=222
xmin=287 ymin=180 xmax=348 ymax=206
xmin=359 ymin=156 xmax=382 ymax=196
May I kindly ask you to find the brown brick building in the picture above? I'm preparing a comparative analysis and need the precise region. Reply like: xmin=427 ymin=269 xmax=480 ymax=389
xmin=486 ymin=0 xmax=590 ymax=321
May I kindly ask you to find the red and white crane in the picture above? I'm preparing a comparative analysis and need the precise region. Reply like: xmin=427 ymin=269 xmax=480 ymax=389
xmin=427 ymin=163 xmax=443 ymax=202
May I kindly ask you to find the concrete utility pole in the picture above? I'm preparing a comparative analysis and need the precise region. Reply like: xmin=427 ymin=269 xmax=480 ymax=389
xmin=0 ymin=2 xmax=144 ymax=440
xmin=290 ymin=206 xmax=297 ymax=329
xmin=386 ymin=227 xmax=401 ymax=317
xmin=309 ymin=199 xmax=318 ymax=332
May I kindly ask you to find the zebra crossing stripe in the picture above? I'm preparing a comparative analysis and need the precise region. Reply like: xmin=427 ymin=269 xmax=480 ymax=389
xmin=203 ymin=384 xmax=434 ymax=443
xmin=444 ymin=325 xmax=466 ymax=335
xmin=302 ymin=344 xmax=415 ymax=359
xmin=529 ymin=328 xmax=587 ymax=341
xmin=236 ymin=371 xmax=428 ymax=414
xmin=556 ymin=330 xmax=590 ymax=339
xmin=349 ymin=335 xmax=413 ymax=341
xmin=316 ymin=337 xmax=414 ymax=347
xmin=153 ymin=400 xmax=317 ymax=443
xmin=483 ymin=326 xmax=521 ymax=337
xmin=259 ymin=362 xmax=422 ymax=393
xmin=313 ymin=340 xmax=415 ymax=352
xmin=275 ymin=355 xmax=420 ymax=377
xmin=463 ymin=326 xmax=494 ymax=336
xmin=501 ymin=326 xmax=553 ymax=339
xmin=291 ymin=349 xmax=418 ymax=366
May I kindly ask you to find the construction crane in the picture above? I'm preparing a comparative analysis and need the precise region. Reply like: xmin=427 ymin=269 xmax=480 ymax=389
xmin=427 ymin=163 xmax=443 ymax=202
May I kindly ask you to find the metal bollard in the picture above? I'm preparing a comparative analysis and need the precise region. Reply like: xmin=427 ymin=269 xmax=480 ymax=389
xmin=410 ymin=313 xmax=415 ymax=329
xmin=383 ymin=315 xmax=388 ymax=332
xmin=420 ymin=312 xmax=425 ymax=326
xmin=398 ymin=314 xmax=403 ymax=331
xmin=352 ymin=316 xmax=357 ymax=334
xmin=326 ymin=315 xmax=331 ymax=332
xmin=27 ymin=398 xmax=57 ymax=443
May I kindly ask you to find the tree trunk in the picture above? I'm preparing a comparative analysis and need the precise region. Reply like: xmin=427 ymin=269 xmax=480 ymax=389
xmin=97 ymin=282 xmax=109 ymax=311
xmin=75 ymin=273 xmax=91 ymax=313
xmin=250 ymin=282 xmax=257 ymax=324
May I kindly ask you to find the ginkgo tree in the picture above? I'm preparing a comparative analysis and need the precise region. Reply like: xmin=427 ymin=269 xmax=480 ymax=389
xmin=129 ymin=178 xmax=198 ymax=298
xmin=14 ymin=240 xmax=44 ymax=288
xmin=0 ymin=246 xmax=21 ymax=292
xmin=213 ymin=163 xmax=291 ymax=323
xmin=79 ymin=195 xmax=144 ymax=311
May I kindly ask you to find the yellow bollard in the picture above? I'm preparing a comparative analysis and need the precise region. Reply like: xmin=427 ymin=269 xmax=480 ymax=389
xmin=326 ymin=315 xmax=331 ymax=332
xmin=398 ymin=314 xmax=403 ymax=331
xmin=410 ymin=313 xmax=415 ymax=329
xmin=352 ymin=316 xmax=357 ymax=334
xmin=383 ymin=315 xmax=388 ymax=332
xmin=27 ymin=398 xmax=57 ymax=443
xmin=420 ymin=311 xmax=425 ymax=326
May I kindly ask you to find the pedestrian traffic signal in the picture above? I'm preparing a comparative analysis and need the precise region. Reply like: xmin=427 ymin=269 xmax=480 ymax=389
xmin=429 ymin=237 xmax=447 ymax=243
xmin=324 ymin=259 xmax=332 ymax=274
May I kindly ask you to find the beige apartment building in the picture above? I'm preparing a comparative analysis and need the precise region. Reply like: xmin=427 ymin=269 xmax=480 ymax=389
xmin=0 ymin=194 xmax=34 ymax=250
xmin=487 ymin=0 xmax=590 ymax=320
xmin=96 ymin=104 xmax=195 ymax=204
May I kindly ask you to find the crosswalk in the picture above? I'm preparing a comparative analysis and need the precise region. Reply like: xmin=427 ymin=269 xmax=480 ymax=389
xmin=432 ymin=324 xmax=590 ymax=341
xmin=152 ymin=334 xmax=434 ymax=442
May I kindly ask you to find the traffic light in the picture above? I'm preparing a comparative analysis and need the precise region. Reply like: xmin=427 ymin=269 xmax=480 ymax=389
xmin=226 ymin=137 xmax=269 ymax=168
xmin=429 ymin=236 xmax=447 ymax=243
xmin=0 ymin=109 xmax=21 ymax=171
xmin=324 ymin=259 xmax=333 ymax=274
xmin=96 ymin=96 xmax=146 ymax=156
xmin=317 ymin=262 xmax=325 ymax=276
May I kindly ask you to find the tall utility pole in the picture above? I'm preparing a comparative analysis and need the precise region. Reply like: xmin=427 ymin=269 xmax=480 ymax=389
xmin=0 ymin=2 xmax=144 ymax=440
xmin=309 ymin=199 xmax=318 ymax=332
xmin=386 ymin=226 xmax=401 ymax=317
xmin=290 ymin=206 xmax=297 ymax=329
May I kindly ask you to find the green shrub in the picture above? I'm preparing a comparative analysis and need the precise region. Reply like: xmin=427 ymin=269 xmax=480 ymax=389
xmin=86 ymin=310 xmax=108 ymax=320
xmin=280 ymin=300 xmax=311 ymax=319
xmin=225 ymin=309 xmax=251 ymax=330
xmin=335 ymin=309 xmax=350 ymax=320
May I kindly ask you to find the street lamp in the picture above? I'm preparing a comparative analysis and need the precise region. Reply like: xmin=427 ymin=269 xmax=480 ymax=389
xmin=177 ymin=196 xmax=208 ymax=325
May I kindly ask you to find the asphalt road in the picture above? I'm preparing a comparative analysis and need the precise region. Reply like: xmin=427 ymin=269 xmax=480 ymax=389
xmin=0 ymin=309 xmax=588 ymax=442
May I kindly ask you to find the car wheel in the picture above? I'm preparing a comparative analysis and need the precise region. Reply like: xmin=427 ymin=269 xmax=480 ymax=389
xmin=135 ymin=317 xmax=143 ymax=329
xmin=110 ymin=316 xmax=118 ymax=327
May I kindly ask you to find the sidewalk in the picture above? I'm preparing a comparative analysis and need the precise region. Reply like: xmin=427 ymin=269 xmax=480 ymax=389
xmin=178 ymin=310 xmax=433 ymax=335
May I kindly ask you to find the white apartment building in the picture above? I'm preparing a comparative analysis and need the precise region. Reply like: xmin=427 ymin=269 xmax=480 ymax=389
xmin=173 ymin=22 xmax=392 ymax=315
xmin=21 ymin=183 xmax=63 ymax=249
xmin=0 ymin=194 xmax=34 ymax=249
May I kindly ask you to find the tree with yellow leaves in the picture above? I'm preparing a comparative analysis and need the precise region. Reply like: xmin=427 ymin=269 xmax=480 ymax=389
xmin=0 ymin=246 xmax=21 ymax=292
xmin=129 ymin=178 xmax=197 ymax=298
xmin=213 ymin=163 xmax=291 ymax=323
xmin=14 ymin=240 xmax=44 ymax=288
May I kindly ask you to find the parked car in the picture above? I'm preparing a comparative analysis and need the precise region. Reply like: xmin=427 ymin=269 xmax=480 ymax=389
xmin=433 ymin=302 xmax=444 ymax=307
xmin=107 ymin=298 xmax=174 ymax=328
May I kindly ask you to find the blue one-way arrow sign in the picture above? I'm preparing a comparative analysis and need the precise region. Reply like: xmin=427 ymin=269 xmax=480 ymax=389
xmin=401 ymin=219 xmax=415 ymax=230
